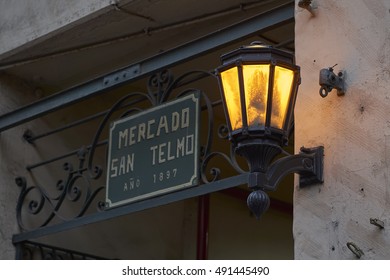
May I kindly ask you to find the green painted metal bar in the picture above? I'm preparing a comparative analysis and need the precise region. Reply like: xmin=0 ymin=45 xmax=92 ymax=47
xmin=0 ymin=1 xmax=294 ymax=133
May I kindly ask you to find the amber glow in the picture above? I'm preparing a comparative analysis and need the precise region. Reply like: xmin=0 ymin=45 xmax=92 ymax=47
xmin=220 ymin=67 xmax=242 ymax=130
xmin=270 ymin=66 xmax=294 ymax=129
xmin=242 ymin=64 xmax=270 ymax=127
xmin=221 ymin=63 xmax=295 ymax=132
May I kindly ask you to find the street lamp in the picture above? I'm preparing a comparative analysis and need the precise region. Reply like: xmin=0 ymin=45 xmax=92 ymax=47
xmin=217 ymin=43 xmax=324 ymax=218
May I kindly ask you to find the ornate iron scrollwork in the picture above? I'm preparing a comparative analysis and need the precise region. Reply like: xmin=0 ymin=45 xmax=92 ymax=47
xmin=15 ymin=69 xmax=249 ymax=231
xmin=15 ymin=150 xmax=106 ymax=230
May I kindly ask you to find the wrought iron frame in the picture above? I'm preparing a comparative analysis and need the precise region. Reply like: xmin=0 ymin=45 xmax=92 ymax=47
xmin=0 ymin=2 xmax=300 ymax=259
xmin=13 ymin=69 xmax=249 ymax=242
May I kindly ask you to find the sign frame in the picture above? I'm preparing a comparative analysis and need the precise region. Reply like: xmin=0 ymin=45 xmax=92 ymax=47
xmin=105 ymin=93 xmax=200 ymax=208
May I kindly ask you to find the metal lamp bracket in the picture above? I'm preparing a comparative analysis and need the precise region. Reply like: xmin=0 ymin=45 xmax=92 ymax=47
xmin=248 ymin=146 xmax=324 ymax=191
xmin=319 ymin=65 xmax=345 ymax=98
xmin=246 ymin=146 xmax=324 ymax=219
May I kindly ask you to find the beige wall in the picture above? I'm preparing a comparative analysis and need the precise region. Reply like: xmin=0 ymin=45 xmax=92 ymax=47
xmin=294 ymin=0 xmax=390 ymax=259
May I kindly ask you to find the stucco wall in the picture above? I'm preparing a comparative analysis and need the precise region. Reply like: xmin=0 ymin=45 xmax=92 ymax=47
xmin=0 ymin=73 xmax=82 ymax=259
xmin=0 ymin=0 xmax=113 ymax=59
xmin=0 ymin=74 xmax=36 ymax=259
xmin=294 ymin=0 xmax=390 ymax=259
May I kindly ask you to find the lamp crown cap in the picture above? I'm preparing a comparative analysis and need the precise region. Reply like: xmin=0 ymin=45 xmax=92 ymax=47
xmin=219 ymin=43 xmax=296 ymax=66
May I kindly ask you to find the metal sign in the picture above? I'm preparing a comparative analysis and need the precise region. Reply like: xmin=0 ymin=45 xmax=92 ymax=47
xmin=106 ymin=93 xmax=200 ymax=208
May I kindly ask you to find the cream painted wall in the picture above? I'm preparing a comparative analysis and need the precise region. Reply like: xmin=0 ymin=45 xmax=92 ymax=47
xmin=294 ymin=0 xmax=390 ymax=259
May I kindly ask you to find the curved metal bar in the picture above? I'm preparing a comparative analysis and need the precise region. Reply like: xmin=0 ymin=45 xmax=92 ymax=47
xmin=229 ymin=142 xmax=247 ymax=174
xmin=16 ymin=153 xmax=106 ymax=230
xmin=87 ymin=91 xmax=156 ymax=179
xmin=75 ymin=186 xmax=105 ymax=217
xmin=16 ymin=183 xmax=55 ymax=230
xmin=119 ymin=107 xmax=143 ymax=118
xmin=16 ymin=175 xmax=105 ymax=230
xmin=217 ymin=124 xmax=246 ymax=173
xmin=160 ymin=70 xmax=217 ymax=103
xmin=201 ymin=151 xmax=245 ymax=183
xmin=148 ymin=69 xmax=174 ymax=104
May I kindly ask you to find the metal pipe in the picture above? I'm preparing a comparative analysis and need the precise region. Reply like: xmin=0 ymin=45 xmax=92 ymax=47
xmin=196 ymin=195 xmax=210 ymax=260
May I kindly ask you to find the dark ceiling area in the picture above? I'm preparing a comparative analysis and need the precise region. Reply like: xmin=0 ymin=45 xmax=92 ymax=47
xmin=0 ymin=0 xmax=294 ymax=95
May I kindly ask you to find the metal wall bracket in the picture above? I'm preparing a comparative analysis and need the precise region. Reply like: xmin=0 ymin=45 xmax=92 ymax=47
xmin=370 ymin=218 xmax=385 ymax=229
xmin=243 ymin=145 xmax=324 ymax=218
xmin=319 ymin=66 xmax=345 ymax=97
xmin=247 ymin=145 xmax=324 ymax=191
xmin=347 ymin=242 xmax=364 ymax=259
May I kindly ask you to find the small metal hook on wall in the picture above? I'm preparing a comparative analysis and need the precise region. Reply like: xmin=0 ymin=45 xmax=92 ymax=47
xmin=298 ymin=0 xmax=316 ymax=16
xmin=319 ymin=64 xmax=345 ymax=98
xmin=347 ymin=242 xmax=364 ymax=259
xmin=370 ymin=218 xmax=385 ymax=229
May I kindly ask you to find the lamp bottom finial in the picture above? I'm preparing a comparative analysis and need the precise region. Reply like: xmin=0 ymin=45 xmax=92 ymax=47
xmin=247 ymin=190 xmax=270 ymax=219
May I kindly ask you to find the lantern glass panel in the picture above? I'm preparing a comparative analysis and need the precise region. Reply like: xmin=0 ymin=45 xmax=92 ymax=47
xmin=271 ymin=66 xmax=294 ymax=129
xmin=242 ymin=64 xmax=270 ymax=127
xmin=220 ymin=67 xmax=242 ymax=131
